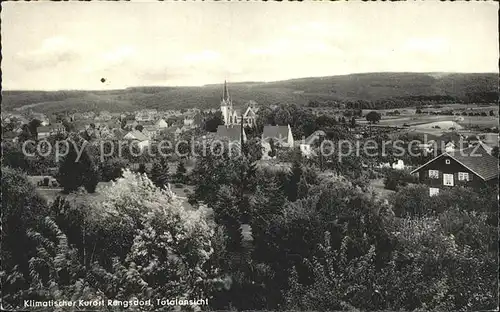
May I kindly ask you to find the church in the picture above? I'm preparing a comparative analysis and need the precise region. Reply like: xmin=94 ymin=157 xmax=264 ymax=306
xmin=220 ymin=81 xmax=258 ymax=127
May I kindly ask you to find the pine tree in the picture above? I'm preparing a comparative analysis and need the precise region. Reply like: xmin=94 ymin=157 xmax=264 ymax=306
xmin=137 ymin=163 xmax=146 ymax=175
xmin=58 ymin=143 xmax=82 ymax=193
xmin=287 ymin=157 xmax=303 ymax=202
xmin=174 ymin=161 xmax=187 ymax=183
xmin=150 ymin=158 xmax=170 ymax=188
xmin=80 ymin=148 xmax=99 ymax=193
xmin=58 ymin=140 xmax=99 ymax=194
xmin=297 ymin=177 xmax=309 ymax=200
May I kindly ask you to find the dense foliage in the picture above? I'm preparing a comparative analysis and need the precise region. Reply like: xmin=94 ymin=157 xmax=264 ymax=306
xmin=1 ymin=167 xmax=222 ymax=309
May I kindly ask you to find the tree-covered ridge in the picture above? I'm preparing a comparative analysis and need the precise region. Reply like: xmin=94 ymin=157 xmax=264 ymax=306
xmin=3 ymin=72 xmax=498 ymax=113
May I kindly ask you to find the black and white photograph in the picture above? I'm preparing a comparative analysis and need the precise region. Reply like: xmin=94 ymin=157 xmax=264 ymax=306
xmin=1 ymin=2 xmax=499 ymax=311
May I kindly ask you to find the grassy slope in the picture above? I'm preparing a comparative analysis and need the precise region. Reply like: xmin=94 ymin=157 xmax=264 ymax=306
xmin=2 ymin=72 xmax=497 ymax=114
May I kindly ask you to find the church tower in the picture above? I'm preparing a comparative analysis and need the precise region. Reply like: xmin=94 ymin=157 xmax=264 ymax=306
xmin=220 ymin=80 xmax=233 ymax=125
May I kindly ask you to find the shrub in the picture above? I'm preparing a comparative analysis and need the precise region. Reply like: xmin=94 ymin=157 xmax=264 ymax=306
xmin=383 ymin=169 xmax=417 ymax=191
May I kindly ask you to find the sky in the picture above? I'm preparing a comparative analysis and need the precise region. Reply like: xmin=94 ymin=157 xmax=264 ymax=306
xmin=1 ymin=2 xmax=498 ymax=90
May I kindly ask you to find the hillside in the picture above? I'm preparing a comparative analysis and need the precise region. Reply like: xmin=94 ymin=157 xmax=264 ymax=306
xmin=2 ymin=72 xmax=497 ymax=114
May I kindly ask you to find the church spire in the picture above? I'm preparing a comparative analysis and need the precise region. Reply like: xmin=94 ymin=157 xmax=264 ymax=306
xmin=222 ymin=80 xmax=230 ymax=102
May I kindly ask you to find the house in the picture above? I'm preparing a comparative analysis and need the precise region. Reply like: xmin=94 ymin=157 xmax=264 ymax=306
xmin=140 ymin=121 xmax=161 ymax=139
xmin=97 ymin=111 xmax=112 ymax=121
xmin=262 ymin=125 xmax=294 ymax=147
xmin=124 ymin=130 xmax=150 ymax=149
xmin=124 ymin=120 xmax=139 ymax=130
xmin=297 ymin=130 xmax=326 ymax=157
xmin=155 ymin=118 xmax=169 ymax=129
xmin=478 ymin=133 xmax=499 ymax=148
xmin=215 ymin=125 xmax=247 ymax=143
xmin=220 ymin=81 xmax=258 ymax=127
xmin=73 ymin=120 xmax=91 ymax=132
xmin=411 ymin=146 xmax=498 ymax=196
xmin=111 ymin=128 xmax=126 ymax=140
xmin=30 ymin=113 xmax=50 ymax=126
xmin=183 ymin=118 xmax=195 ymax=127
xmin=261 ymin=125 xmax=294 ymax=159
xmin=135 ymin=109 xmax=157 ymax=122
xmin=433 ymin=132 xmax=465 ymax=152
xmin=37 ymin=123 xmax=66 ymax=139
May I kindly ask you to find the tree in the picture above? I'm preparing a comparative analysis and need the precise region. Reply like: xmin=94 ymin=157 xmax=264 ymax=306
xmin=491 ymin=146 xmax=499 ymax=159
xmin=62 ymin=119 xmax=75 ymax=133
xmin=415 ymin=108 xmax=422 ymax=114
xmin=174 ymin=161 xmax=187 ymax=183
xmin=88 ymin=170 xmax=219 ymax=300
xmin=204 ymin=112 xmax=224 ymax=132
xmin=135 ymin=124 xmax=144 ymax=132
xmin=2 ymin=142 xmax=29 ymax=170
xmin=136 ymin=163 xmax=147 ymax=174
xmin=149 ymin=158 xmax=170 ymax=188
xmin=57 ymin=139 xmax=99 ymax=193
xmin=212 ymin=185 xmax=242 ymax=249
xmin=366 ymin=111 xmax=381 ymax=124
xmin=27 ymin=119 xmax=42 ymax=140
xmin=383 ymin=169 xmax=416 ymax=191
xmin=489 ymin=110 xmax=495 ymax=116
xmin=100 ymin=157 xmax=128 ymax=182
xmin=286 ymin=156 xmax=303 ymax=202
xmin=350 ymin=116 xmax=356 ymax=128
xmin=246 ymin=137 xmax=263 ymax=162
xmin=1 ymin=167 xmax=50 ymax=273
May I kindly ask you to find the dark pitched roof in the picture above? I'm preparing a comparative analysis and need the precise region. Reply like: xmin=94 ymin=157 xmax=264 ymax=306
xmin=412 ymin=146 xmax=498 ymax=181
xmin=449 ymin=146 xmax=498 ymax=181
xmin=216 ymin=125 xmax=244 ymax=142
xmin=262 ymin=125 xmax=291 ymax=141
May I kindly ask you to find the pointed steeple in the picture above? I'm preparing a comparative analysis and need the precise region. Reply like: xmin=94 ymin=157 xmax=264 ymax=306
xmin=222 ymin=80 xmax=230 ymax=102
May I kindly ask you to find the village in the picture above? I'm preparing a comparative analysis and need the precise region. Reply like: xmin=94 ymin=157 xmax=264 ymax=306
xmin=2 ymin=80 xmax=499 ymax=203
xmin=2 ymin=2 xmax=499 ymax=311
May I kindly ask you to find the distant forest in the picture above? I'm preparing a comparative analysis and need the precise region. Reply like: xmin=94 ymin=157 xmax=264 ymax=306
xmin=2 ymin=72 xmax=498 ymax=114
xmin=308 ymin=92 xmax=499 ymax=110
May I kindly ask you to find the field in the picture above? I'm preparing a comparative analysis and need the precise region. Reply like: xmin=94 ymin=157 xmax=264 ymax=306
xmin=358 ymin=110 xmax=498 ymax=130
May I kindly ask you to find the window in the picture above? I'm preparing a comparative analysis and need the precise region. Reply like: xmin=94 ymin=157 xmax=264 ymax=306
xmin=458 ymin=172 xmax=470 ymax=181
xmin=429 ymin=188 xmax=440 ymax=196
xmin=428 ymin=170 xmax=439 ymax=179
xmin=445 ymin=159 xmax=451 ymax=164
xmin=443 ymin=173 xmax=454 ymax=186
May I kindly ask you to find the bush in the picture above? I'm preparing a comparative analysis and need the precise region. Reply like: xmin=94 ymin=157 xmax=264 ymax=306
xmin=383 ymin=169 xmax=417 ymax=191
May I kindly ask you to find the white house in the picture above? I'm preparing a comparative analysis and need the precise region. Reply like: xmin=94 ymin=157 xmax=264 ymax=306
xmin=155 ymin=118 xmax=169 ymax=129
xmin=124 ymin=130 xmax=150 ymax=150
xmin=297 ymin=130 xmax=326 ymax=158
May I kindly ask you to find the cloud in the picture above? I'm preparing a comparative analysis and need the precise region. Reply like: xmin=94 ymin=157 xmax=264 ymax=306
xmin=16 ymin=36 xmax=80 ymax=70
